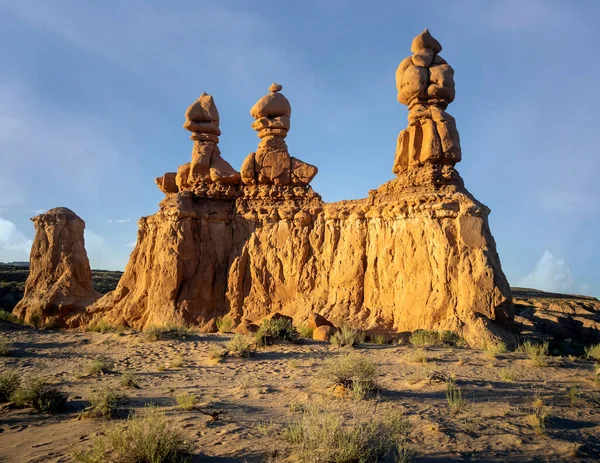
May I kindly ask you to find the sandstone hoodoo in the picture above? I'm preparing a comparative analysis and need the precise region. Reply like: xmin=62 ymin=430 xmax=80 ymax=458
xmin=13 ymin=208 xmax=100 ymax=327
xmin=87 ymin=30 xmax=512 ymax=346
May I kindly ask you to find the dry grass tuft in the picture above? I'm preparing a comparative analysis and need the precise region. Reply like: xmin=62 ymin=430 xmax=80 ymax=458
xmin=585 ymin=344 xmax=600 ymax=361
xmin=408 ymin=349 xmax=429 ymax=364
xmin=119 ymin=372 xmax=140 ymax=389
xmin=74 ymin=406 xmax=194 ymax=463
xmin=0 ymin=337 xmax=11 ymax=356
xmin=11 ymin=377 xmax=67 ymax=413
xmin=519 ymin=340 xmax=550 ymax=367
xmin=484 ymin=342 xmax=507 ymax=358
xmin=297 ymin=323 xmax=314 ymax=339
xmin=322 ymin=353 xmax=378 ymax=399
xmin=81 ymin=386 xmax=125 ymax=419
xmin=176 ymin=393 xmax=197 ymax=410
xmin=446 ymin=382 xmax=467 ymax=414
xmin=86 ymin=358 xmax=114 ymax=376
xmin=0 ymin=370 xmax=21 ymax=402
xmin=226 ymin=335 xmax=256 ymax=358
xmin=499 ymin=367 xmax=518 ymax=382
xmin=216 ymin=314 xmax=233 ymax=333
xmin=330 ymin=326 xmax=365 ymax=348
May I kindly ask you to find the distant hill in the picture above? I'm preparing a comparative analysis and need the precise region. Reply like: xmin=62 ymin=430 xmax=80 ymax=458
xmin=0 ymin=263 xmax=123 ymax=311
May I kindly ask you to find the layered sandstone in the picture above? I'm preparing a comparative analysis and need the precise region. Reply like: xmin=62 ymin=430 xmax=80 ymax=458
xmin=14 ymin=208 xmax=100 ymax=327
xmin=87 ymin=30 xmax=512 ymax=346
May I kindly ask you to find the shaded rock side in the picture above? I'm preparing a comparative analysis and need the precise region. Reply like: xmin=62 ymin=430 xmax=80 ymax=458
xmin=13 ymin=208 xmax=100 ymax=327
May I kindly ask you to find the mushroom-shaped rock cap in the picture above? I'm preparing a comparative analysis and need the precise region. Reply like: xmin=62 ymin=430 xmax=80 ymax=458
xmin=33 ymin=207 xmax=84 ymax=224
xmin=411 ymin=29 xmax=442 ymax=54
xmin=250 ymin=83 xmax=291 ymax=119
xmin=185 ymin=93 xmax=220 ymax=123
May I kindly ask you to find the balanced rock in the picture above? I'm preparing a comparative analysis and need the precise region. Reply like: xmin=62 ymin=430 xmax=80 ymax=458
xmin=13 ymin=208 xmax=100 ymax=327
xmin=241 ymin=84 xmax=317 ymax=187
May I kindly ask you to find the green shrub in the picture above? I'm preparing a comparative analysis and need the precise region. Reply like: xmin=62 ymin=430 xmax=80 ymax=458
xmin=176 ymin=393 xmax=197 ymax=411
xmin=119 ymin=372 xmax=140 ymax=389
xmin=0 ymin=338 xmax=11 ymax=356
xmin=519 ymin=340 xmax=549 ymax=367
xmin=409 ymin=330 xmax=439 ymax=347
xmin=255 ymin=317 xmax=298 ymax=346
xmin=216 ymin=315 xmax=233 ymax=333
xmin=0 ymin=370 xmax=21 ymax=402
xmin=484 ymin=341 xmax=508 ymax=358
xmin=439 ymin=330 xmax=467 ymax=347
xmin=225 ymin=335 xmax=256 ymax=358
xmin=371 ymin=333 xmax=392 ymax=345
xmin=74 ymin=406 xmax=194 ymax=463
xmin=330 ymin=326 xmax=364 ymax=348
xmin=585 ymin=344 xmax=600 ymax=361
xmin=28 ymin=311 xmax=44 ymax=329
xmin=323 ymin=353 xmax=378 ymax=399
xmin=446 ymin=382 xmax=466 ymax=414
xmin=0 ymin=309 xmax=23 ymax=324
xmin=87 ymin=320 xmax=125 ymax=334
xmin=82 ymin=386 xmax=125 ymax=419
xmin=86 ymin=358 xmax=114 ymax=375
xmin=282 ymin=404 xmax=412 ymax=463
xmin=11 ymin=377 xmax=67 ymax=413
xmin=297 ymin=323 xmax=314 ymax=339
xmin=499 ymin=367 xmax=518 ymax=382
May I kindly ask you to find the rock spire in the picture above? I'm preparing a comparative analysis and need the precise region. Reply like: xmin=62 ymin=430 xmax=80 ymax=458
xmin=13 ymin=208 xmax=100 ymax=327
xmin=393 ymin=29 xmax=461 ymax=175
xmin=240 ymin=83 xmax=318 ymax=186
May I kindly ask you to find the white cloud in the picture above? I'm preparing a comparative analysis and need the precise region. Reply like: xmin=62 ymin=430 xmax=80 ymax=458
xmin=537 ymin=190 xmax=593 ymax=215
xmin=108 ymin=218 xmax=131 ymax=224
xmin=515 ymin=251 xmax=574 ymax=293
xmin=0 ymin=217 xmax=32 ymax=262
xmin=125 ymin=241 xmax=137 ymax=248
xmin=84 ymin=230 xmax=129 ymax=271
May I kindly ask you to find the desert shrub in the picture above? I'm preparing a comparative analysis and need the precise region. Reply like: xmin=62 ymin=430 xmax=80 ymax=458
xmin=499 ymin=367 xmax=517 ymax=382
xmin=142 ymin=325 xmax=164 ymax=342
xmin=74 ymin=406 xmax=194 ymax=463
xmin=216 ymin=314 xmax=233 ymax=333
xmin=0 ymin=309 xmax=23 ymax=324
xmin=439 ymin=330 xmax=468 ymax=347
xmin=330 ymin=326 xmax=364 ymax=348
xmin=161 ymin=324 xmax=193 ymax=340
xmin=484 ymin=341 xmax=508 ymax=358
xmin=28 ymin=311 xmax=44 ymax=329
xmin=567 ymin=385 xmax=580 ymax=407
xmin=119 ymin=372 xmax=140 ymax=389
xmin=209 ymin=347 xmax=227 ymax=362
xmin=371 ymin=333 xmax=392 ymax=345
xmin=225 ymin=335 xmax=256 ymax=358
xmin=519 ymin=340 xmax=549 ymax=367
xmin=446 ymin=382 xmax=466 ymax=414
xmin=527 ymin=404 xmax=552 ymax=436
xmin=170 ymin=355 xmax=184 ymax=368
xmin=297 ymin=323 xmax=314 ymax=339
xmin=408 ymin=349 xmax=429 ymax=364
xmin=82 ymin=386 xmax=125 ymax=419
xmin=86 ymin=358 xmax=114 ymax=375
xmin=11 ymin=377 xmax=67 ymax=413
xmin=585 ymin=344 xmax=600 ymax=361
xmin=323 ymin=353 xmax=378 ymax=399
xmin=176 ymin=393 xmax=197 ymax=410
xmin=409 ymin=330 xmax=439 ymax=347
xmin=0 ymin=370 xmax=21 ymax=402
xmin=255 ymin=317 xmax=298 ymax=346
xmin=87 ymin=320 xmax=125 ymax=334
xmin=282 ymin=404 xmax=413 ymax=463
xmin=0 ymin=338 xmax=11 ymax=356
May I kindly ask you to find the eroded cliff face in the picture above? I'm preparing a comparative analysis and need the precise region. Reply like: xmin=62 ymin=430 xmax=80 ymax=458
xmin=86 ymin=30 xmax=513 ymax=346
xmin=14 ymin=208 xmax=100 ymax=327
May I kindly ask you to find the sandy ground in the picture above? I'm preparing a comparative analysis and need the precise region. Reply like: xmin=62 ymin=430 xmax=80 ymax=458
xmin=1 ymin=323 xmax=599 ymax=463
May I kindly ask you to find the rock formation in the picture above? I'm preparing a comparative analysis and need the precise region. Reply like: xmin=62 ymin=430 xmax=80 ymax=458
xmin=13 ymin=208 xmax=100 ymax=327
xmin=241 ymin=83 xmax=318 ymax=187
xmin=86 ymin=30 xmax=512 ymax=347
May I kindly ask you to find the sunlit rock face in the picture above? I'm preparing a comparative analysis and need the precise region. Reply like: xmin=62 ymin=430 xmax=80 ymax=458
xmin=87 ymin=30 xmax=512 ymax=347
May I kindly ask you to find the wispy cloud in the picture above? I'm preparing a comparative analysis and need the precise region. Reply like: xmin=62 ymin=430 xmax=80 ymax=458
xmin=108 ymin=219 xmax=131 ymax=224
xmin=84 ymin=230 xmax=129 ymax=271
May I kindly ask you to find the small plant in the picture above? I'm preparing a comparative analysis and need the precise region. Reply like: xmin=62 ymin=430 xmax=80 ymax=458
xmin=289 ymin=359 xmax=299 ymax=369
xmin=585 ymin=344 xmax=600 ymax=361
xmin=0 ymin=309 xmax=23 ymax=324
xmin=297 ymin=323 xmax=314 ymax=339
xmin=171 ymin=355 xmax=184 ymax=368
xmin=0 ymin=338 xmax=11 ymax=356
xmin=119 ymin=372 xmax=140 ymax=389
xmin=567 ymin=385 xmax=580 ymax=407
xmin=255 ymin=317 xmax=299 ymax=346
xmin=82 ymin=386 xmax=125 ymax=419
xmin=209 ymin=347 xmax=227 ymax=362
xmin=74 ymin=406 xmax=194 ymax=463
xmin=176 ymin=393 xmax=197 ymax=410
xmin=28 ymin=311 xmax=44 ymax=329
xmin=157 ymin=364 xmax=167 ymax=372
xmin=323 ymin=353 xmax=378 ymax=399
xmin=87 ymin=320 xmax=125 ymax=334
xmin=216 ymin=314 xmax=233 ymax=333
xmin=408 ymin=349 xmax=429 ymax=364
xmin=86 ymin=358 xmax=114 ymax=376
xmin=409 ymin=330 xmax=439 ymax=347
xmin=499 ymin=367 xmax=518 ymax=382
xmin=330 ymin=325 xmax=364 ymax=348
xmin=11 ymin=377 xmax=67 ymax=413
xmin=281 ymin=404 xmax=412 ymax=463
xmin=484 ymin=342 xmax=507 ymax=358
xmin=0 ymin=370 xmax=21 ymax=402
xmin=519 ymin=340 xmax=549 ymax=367
xmin=142 ymin=325 xmax=163 ymax=342
xmin=527 ymin=405 xmax=552 ymax=436
xmin=445 ymin=382 xmax=466 ymax=414
xmin=439 ymin=330 xmax=468 ymax=347
xmin=289 ymin=402 xmax=304 ymax=413
xmin=226 ymin=334 xmax=256 ymax=358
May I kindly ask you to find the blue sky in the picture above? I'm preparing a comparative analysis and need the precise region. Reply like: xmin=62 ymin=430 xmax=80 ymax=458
xmin=0 ymin=0 xmax=599 ymax=297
